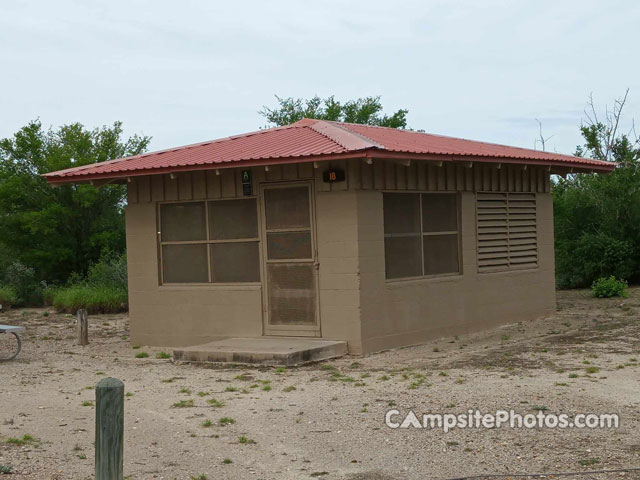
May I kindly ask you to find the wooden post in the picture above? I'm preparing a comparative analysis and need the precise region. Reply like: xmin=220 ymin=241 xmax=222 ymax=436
xmin=95 ymin=377 xmax=124 ymax=480
xmin=77 ymin=309 xmax=88 ymax=346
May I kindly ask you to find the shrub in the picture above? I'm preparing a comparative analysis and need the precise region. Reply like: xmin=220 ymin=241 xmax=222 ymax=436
xmin=3 ymin=261 xmax=43 ymax=306
xmin=87 ymin=251 xmax=127 ymax=291
xmin=591 ymin=276 xmax=628 ymax=298
xmin=0 ymin=285 xmax=16 ymax=307
xmin=52 ymin=285 xmax=128 ymax=314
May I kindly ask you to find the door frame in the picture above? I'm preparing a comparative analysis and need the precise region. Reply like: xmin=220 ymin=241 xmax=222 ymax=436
xmin=259 ymin=180 xmax=321 ymax=337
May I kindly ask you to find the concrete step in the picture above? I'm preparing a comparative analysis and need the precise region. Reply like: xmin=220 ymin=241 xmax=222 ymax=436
xmin=173 ymin=337 xmax=347 ymax=366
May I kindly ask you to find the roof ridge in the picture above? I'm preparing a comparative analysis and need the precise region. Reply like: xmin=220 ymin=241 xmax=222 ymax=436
xmin=306 ymin=119 xmax=384 ymax=151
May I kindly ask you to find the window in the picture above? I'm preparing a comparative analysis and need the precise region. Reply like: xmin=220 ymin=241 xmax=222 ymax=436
xmin=383 ymin=193 xmax=460 ymax=280
xmin=476 ymin=192 xmax=537 ymax=273
xmin=159 ymin=199 xmax=260 ymax=284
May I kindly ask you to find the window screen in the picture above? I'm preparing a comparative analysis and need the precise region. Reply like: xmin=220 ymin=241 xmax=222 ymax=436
xmin=476 ymin=192 xmax=537 ymax=273
xmin=383 ymin=193 xmax=460 ymax=280
xmin=158 ymin=198 xmax=260 ymax=284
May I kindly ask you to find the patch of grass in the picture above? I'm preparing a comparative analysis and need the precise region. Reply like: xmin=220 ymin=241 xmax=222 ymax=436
xmin=197 ymin=391 xmax=209 ymax=397
xmin=378 ymin=375 xmax=390 ymax=381
xmin=274 ymin=367 xmax=286 ymax=374
xmin=156 ymin=352 xmax=171 ymax=359
xmin=125 ymin=392 xmax=134 ymax=397
xmin=555 ymin=382 xmax=569 ymax=387
xmin=207 ymin=398 xmax=224 ymax=408
xmin=438 ymin=371 xmax=448 ymax=377
xmin=569 ymin=373 xmax=579 ymax=378
xmin=310 ymin=472 xmax=329 ymax=477
xmin=78 ymin=454 xmax=87 ymax=459
xmin=171 ymin=399 xmax=194 ymax=408
xmin=446 ymin=441 xmax=459 ymax=446
xmin=350 ymin=361 xmax=360 ymax=368
xmin=179 ymin=387 xmax=192 ymax=394
xmin=616 ymin=364 xmax=625 ymax=369
xmin=0 ymin=465 xmax=13 ymax=474
xmin=222 ymin=458 xmax=233 ymax=464
xmin=578 ymin=457 xmax=600 ymax=466
xmin=585 ymin=366 xmax=600 ymax=374
xmin=52 ymin=285 xmax=128 ymax=314
xmin=219 ymin=417 xmax=235 ymax=426
xmin=262 ymin=384 xmax=271 ymax=391
xmin=5 ymin=434 xmax=37 ymax=446
xmin=135 ymin=352 xmax=149 ymax=358
xmin=201 ymin=419 xmax=213 ymax=428
xmin=238 ymin=435 xmax=255 ymax=444
xmin=81 ymin=400 xmax=94 ymax=407
xmin=282 ymin=385 xmax=296 ymax=392
xmin=225 ymin=386 xmax=238 ymax=392
xmin=190 ymin=475 xmax=207 ymax=480
xmin=233 ymin=374 xmax=253 ymax=381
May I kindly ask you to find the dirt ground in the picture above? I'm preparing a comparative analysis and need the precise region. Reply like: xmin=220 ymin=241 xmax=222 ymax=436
xmin=1 ymin=289 xmax=639 ymax=480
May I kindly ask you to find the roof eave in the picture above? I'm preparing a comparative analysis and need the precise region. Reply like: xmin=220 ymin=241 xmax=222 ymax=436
xmin=44 ymin=149 xmax=615 ymax=185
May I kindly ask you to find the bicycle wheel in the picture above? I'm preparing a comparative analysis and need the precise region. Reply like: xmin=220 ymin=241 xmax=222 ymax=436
xmin=0 ymin=332 xmax=21 ymax=361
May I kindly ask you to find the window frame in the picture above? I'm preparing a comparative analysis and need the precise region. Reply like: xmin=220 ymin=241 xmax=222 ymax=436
xmin=157 ymin=197 xmax=262 ymax=286
xmin=383 ymin=191 xmax=463 ymax=282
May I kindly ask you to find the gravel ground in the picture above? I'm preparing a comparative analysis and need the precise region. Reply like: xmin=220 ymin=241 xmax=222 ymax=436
xmin=0 ymin=288 xmax=639 ymax=480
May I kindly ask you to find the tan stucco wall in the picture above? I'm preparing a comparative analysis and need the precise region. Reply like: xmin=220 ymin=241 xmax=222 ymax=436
xmin=126 ymin=202 xmax=263 ymax=347
xmin=124 ymin=160 xmax=555 ymax=353
xmin=356 ymin=190 xmax=556 ymax=354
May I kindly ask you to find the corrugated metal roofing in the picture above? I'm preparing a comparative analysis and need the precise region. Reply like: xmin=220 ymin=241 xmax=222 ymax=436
xmin=45 ymin=118 xmax=614 ymax=183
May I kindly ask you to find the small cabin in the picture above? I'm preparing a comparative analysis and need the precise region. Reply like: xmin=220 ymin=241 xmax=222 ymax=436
xmin=46 ymin=119 xmax=613 ymax=354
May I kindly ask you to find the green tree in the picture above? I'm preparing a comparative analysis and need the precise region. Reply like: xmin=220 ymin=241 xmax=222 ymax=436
xmin=260 ymin=95 xmax=408 ymax=128
xmin=553 ymin=90 xmax=640 ymax=288
xmin=0 ymin=120 xmax=150 ymax=285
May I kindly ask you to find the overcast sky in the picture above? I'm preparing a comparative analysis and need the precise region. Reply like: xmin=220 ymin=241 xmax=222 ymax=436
xmin=1 ymin=0 xmax=638 ymax=156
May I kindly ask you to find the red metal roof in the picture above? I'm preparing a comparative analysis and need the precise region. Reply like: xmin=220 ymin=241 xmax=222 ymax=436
xmin=45 ymin=119 xmax=614 ymax=183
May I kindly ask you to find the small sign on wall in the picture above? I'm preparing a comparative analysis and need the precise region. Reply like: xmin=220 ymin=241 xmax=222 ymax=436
xmin=241 ymin=169 xmax=252 ymax=196
xmin=322 ymin=168 xmax=345 ymax=183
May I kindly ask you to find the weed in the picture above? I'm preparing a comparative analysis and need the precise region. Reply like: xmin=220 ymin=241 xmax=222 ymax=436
xmin=438 ymin=371 xmax=448 ymax=377
xmin=171 ymin=399 xmax=194 ymax=408
xmin=125 ymin=392 xmax=133 ymax=397
xmin=238 ymin=435 xmax=255 ymax=444
xmin=5 ymin=434 xmax=37 ymax=446
xmin=578 ymin=458 xmax=600 ymax=466
xmin=320 ymin=364 xmax=336 ymax=371
xmin=378 ymin=375 xmax=390 ymax=381
xmin=81 ymin=400 xmax=94 ymax=407
xmin=282 ymin=385 xmax=297 ymax=392
xmin=197 ymin=391 xmax=209 ymax=397
xmin=135 ymin=352 xmax=149 ymax=358
xmin=219 ymin=417 xmax=235 ymax=426
xmin=156 ymin=352 xmax=171 ymax=359
xmin=222 ymin=458 xmax=233 ymax=464
xmin=201 ymin=419 xmax=213 ymax=428
xmin=446 ymin=441 xmax=459 ymax=446
xmin=585 ymin=366 xmax=600 ymax=374
xmin=275 ymin=367 xmax=286 ymax=374
xmin=262 ymin=385 xmax=271 ymax=392
xmin=568 ymin=373 xmax=579 ymax=379
xmin=190 ymin=475 xmax=207 ymax=480
xmin=207 ymin=399 xmax=224 ymax=408
xmin=179 ymin=387 xmax=192 ymax=394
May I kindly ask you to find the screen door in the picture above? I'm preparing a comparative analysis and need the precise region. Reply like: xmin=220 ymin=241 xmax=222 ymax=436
xmin=261 ymin=182 xmax=320 ymax=336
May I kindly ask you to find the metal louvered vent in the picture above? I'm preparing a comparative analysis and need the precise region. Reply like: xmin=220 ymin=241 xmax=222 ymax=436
xmin=476 ymin=193 xmax=537 ymax=273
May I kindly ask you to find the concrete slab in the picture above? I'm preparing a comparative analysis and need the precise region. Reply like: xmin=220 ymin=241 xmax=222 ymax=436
xmin=173 ymin=337 xmax=348 ymax=366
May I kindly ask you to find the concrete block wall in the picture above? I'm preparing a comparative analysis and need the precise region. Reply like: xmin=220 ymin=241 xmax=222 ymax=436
xmin=356 ymin=191 xmax=556 ymax=354
xmin=125 ymin=202 xmax=263 ymax=347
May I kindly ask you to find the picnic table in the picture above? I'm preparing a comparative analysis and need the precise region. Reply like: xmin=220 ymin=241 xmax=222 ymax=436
xmin=0 ymin=325 xmax=25 ymax=361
